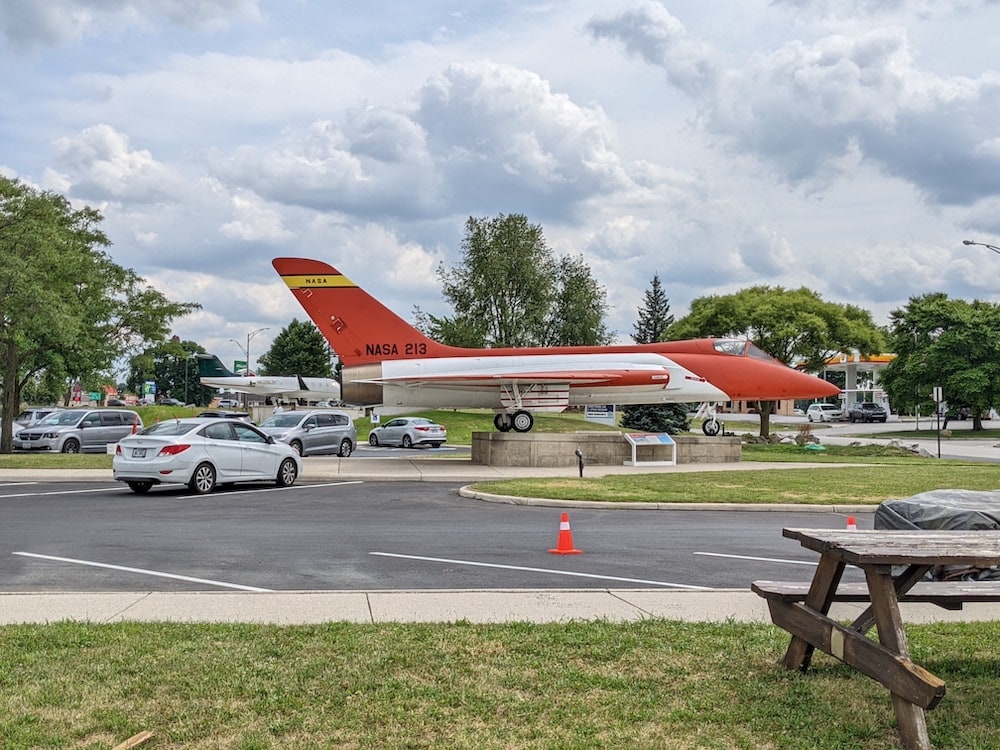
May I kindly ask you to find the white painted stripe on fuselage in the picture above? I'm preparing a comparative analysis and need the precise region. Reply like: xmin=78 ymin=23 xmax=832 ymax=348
xmin=376 ymin=353 xmax=729 ymax=406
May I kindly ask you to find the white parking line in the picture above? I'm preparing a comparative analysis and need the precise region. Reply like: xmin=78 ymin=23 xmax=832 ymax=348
xmin=13 ymin=552 xmax=273 ymax=592
xmin=370 ymin=552 xmax=713 ymax=589
xmin=175 ymin=480 xmax=364 ymax=498
xmin=0 ymin=486 xmax=123 ymax=498
xmin=694 ymin=551 xmax=818 ymax=566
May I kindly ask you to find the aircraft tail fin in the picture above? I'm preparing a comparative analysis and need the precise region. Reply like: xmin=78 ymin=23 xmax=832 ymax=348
xmin=196 ymin=353 xmax=240 ymax=378
xmin=272 ymin=257 xmax=455 ymax=365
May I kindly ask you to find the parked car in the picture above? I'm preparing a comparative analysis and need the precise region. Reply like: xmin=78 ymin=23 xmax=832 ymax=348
xmin=196 ymin=410 xmax=253 ymax=421
xmin=215 ymin=398 xmax=242 ymax=409
xmin=14 ymin=406 xmax=64 ymax=428
xmin=368 ymin=417 xmax=447 ymax=449
xmin=113 ymin=417 xmax=301 ymax=494
xmin=13 ymin=408 xmax=142 ymax=453
xmin=847 ymin=401 xmax=888 ymax=423
xmin=806 ymin=403 xmax=844 ymax=423
xmin=257 ymin=409 xmax=356 ymax=457
xmin=156 ymin=397 xmax=185 ymax=406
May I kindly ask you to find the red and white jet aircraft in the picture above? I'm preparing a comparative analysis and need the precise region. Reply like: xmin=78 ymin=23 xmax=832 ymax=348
xmin=272 ymin=257 xmax=840 ymax=433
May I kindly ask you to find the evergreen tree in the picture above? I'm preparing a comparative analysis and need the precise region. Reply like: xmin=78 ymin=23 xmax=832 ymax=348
xmin=620 ymin=273 xmax=690 ymax=434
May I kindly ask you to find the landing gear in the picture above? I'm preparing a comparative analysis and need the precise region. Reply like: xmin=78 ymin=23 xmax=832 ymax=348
xmin=511 ymin=410 xmax=533 ymax=433
xmin=494 ymin=410 xmax=534 ymax=433
xmin=694 ymin=402 xmax=724 ymax=436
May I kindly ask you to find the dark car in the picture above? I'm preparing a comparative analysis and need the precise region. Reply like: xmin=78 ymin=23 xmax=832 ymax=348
xmin=156 ymin=397 xmax=185 ymax=406
xmin=847 ymin=402 xmax=888 ymax=423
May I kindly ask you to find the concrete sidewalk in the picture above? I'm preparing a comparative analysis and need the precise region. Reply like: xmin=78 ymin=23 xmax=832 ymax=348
xmin=4 ymin=588 xmax=1000 ymax=626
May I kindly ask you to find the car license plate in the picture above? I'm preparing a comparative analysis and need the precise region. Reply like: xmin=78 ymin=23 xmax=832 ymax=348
xmin=132 ymin=448 xmax=147 ymax=458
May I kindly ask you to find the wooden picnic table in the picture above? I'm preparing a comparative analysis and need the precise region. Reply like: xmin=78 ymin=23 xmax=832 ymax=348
xmin=753 ymin=528 xmax=1000 ymax=750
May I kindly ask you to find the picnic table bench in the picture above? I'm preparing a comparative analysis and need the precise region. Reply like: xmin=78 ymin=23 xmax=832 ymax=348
xmin=752 ymin=528 xmax=1000 ymax=750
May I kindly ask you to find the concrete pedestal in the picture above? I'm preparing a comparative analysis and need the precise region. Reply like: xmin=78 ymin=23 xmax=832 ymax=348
xmin=470 ymin=431 xmax=740 ymax=467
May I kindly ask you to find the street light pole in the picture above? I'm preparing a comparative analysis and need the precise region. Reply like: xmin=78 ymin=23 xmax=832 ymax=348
xmin=245 ymin=327 xmax=270 ymax=377
xmin=963 ymin=239 xmax=1000 ymax=255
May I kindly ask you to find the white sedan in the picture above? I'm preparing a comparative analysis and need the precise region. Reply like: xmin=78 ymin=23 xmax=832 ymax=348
xmin=368 ymin=417 xmax=447 ymax=448
xmin=113 ymin=418 xmax=302 ymax=494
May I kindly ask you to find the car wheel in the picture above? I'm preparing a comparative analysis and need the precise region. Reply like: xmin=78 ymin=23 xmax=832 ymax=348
xmin=369 ymin=433 xmax=380 ymax=446
xmin=127 ymin=481 xmax=153 ymax=494
xmin=188 ymin=462 xmax=216 ymax=495
xmin=338 ymin=439 xmax=353 ymax=458
xmin=808 ymin=415 xmax=814 ymax=423
xmin=61 ymin=438 xmax=81 ymax=454
xmin=402 ymin=434 xmax=413 ymax=449
xmin=289 ymin=440 xmax=303 ymax=456
xmin=275 ymin=458 xmax=298 ymax=487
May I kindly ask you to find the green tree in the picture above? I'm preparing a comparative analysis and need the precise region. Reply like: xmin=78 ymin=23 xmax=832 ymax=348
xmin=545 ymin=254 xmax=612 ymax=346
xmin=621 ymin=273 xmax=690 ymax=434
xmin=667 ymin=285 xmax=883 ymax=437
xmin=436 ymin=214 xmax=555 ymax=347
xmin=429 ymin=214 xmax=610 ymax=348
xmin=257 ymin=319 xmax=335 ymax=378
xmin=880 ymin=293 xmax=1000 ymax=430
xmin=0 ymin=176 xmax=199 ymax=452
xmin=125 ymin=338 xmax=214 ymax=406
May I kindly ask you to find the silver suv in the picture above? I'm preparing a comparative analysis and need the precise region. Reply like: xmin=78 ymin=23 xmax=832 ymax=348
xmin=256 ymin=409 xmax=356 ymax=457
xmin=14 ymin=406 xmax=64 ymax=428
xmin=13 ymin=408 xmax=142 ymax=453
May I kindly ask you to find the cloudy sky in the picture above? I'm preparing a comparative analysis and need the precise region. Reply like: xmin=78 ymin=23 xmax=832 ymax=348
xmin=3 ymin=0 xmax=1000 ymax=370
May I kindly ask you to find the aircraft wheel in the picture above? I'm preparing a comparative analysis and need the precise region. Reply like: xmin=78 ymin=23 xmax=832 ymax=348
xmin=494 ymin=413 xmax=513 ymax=432
xmin=702 ymin=418 xmax=721 ymax=437
xmin=512 ymin=410 xmax=534 ymax=433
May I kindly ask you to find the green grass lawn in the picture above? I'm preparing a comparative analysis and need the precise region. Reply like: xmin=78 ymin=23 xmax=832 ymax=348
xmin=3 ymin=620 xmax=999 ymax=749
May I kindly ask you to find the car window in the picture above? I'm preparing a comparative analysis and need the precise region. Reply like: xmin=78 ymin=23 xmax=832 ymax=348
xmin=145 ymin=420 xmax=199 ymax=436
xmin=331 ymin=414 xmax=349 ymax=426
xmin=384 ymin=419 xmax=404 ymax=428
xmin=98 ymin=412 xmax=123 ymax=426
xmin=203 ymin=422 xmax=235 ymax=440
xmin=316 ymin=414 xmax=335 ymax=427
xmin=233 ymin=423 xmax=267 ymax=443
xmin=303 ymin=416 xmax=318 ymax=428
xmin=259 ymin=414 xmax=303 ymax=428
xmin=39 ymin=411 xmax=85 ymax=426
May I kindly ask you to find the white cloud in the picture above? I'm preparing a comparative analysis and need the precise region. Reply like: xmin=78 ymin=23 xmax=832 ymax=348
xmin=50 ymin=124 xmax=181 ymax=201
xmin=0 ymin=0 xmax=261 ymax=51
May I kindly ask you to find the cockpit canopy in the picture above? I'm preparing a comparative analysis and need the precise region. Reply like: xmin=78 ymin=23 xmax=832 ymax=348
xmin=712 ymin=339 xmax=780 ymax=363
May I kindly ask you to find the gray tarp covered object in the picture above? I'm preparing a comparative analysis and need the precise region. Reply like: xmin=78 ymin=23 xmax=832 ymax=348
xmin=875 ymin=489 xmax=1000 ymax=580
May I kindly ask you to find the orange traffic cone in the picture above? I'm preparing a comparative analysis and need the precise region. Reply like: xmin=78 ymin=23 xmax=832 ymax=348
xmin=131 ymin=415 xmax=139 ymax=434
xmin=846 ymin=515 xmax=857 ymax=530
xmin=548 ymin=512 xmax=582 ymax=555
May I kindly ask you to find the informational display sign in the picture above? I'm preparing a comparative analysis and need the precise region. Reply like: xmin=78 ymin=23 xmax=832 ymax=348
xmin=623 ymin=432 xmax=676 ymax=467
xmin=234 ymin=360 xmax=248 ymax=375
xmin=584 ymin=404 xmax=616 ymax=426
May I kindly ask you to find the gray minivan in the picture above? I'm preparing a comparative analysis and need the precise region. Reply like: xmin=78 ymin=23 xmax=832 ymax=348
xmin=13 ymin=408 xmax=142 ymax=453
xmin=256 ymin=409 xmax=356 ymax=457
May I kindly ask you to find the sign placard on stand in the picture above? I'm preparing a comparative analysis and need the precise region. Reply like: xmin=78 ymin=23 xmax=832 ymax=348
xmin=624 ymin=433 xmax=676 ymax=467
